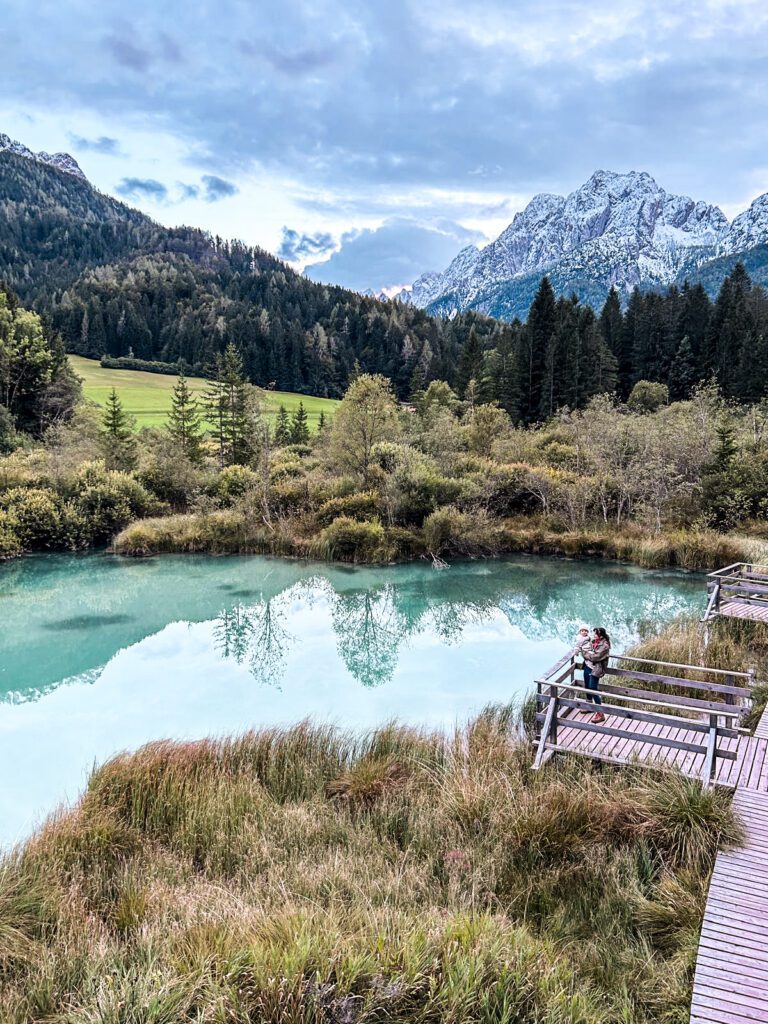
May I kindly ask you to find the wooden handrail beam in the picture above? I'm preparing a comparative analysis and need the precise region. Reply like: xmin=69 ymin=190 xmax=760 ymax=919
xmin=613 ymin=654 xmax=753 ymax=681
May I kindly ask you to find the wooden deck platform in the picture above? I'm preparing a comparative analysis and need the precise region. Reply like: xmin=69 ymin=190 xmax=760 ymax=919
xmin=551 ymin=708 xmax=768 ymax=791
xmin=704 ymin=562 xmax=768 ymax=624
xmin=719 ymin=599 xmax=768 ymax=623
xmin=691 ymin=780 xmax=768 ymax=1022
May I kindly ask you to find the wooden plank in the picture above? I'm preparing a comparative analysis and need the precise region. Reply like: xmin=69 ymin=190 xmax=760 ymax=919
xmin=551 ymin=716 xmax=711 ymax=754
xmin=614 ymin=654 xmax=752 ymax=680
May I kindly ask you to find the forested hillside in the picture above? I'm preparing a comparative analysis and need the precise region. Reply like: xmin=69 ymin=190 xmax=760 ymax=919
xmin=3 ymin=148 xmax=768 ymax=417
xmin=0 ymin=150 xmax=508 ymax=399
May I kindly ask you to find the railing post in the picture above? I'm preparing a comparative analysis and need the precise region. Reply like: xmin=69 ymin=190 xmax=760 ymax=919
xmin=702 ymin=713 xmax=718 ymax=789
xmin=549 ymin=684 xmax=558 ymax=747
xmin=532 ymin=684 xmax=559 ymax=770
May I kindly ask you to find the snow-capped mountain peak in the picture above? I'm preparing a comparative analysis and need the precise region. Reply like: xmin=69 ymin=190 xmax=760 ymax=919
xmin=0 ymin=133 xmax=87 ymax=181
xmin=395 ymin=170 xmax=745 ymax=319
xmin=722 ymin=193 xmax=768 ymax=255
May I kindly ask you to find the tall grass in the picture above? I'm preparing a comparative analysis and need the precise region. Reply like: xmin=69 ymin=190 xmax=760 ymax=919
xmin=0 ymin=712 xmax=740 ymax=1023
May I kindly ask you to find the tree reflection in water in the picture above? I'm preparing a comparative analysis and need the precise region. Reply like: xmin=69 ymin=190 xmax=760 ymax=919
xmin=330 ymin=586 xmax=408 ymax=688
xmin=213 ymin=597 xmax=293 ymax=689
xmin=209 ymin=564 xmax=700 ymax=691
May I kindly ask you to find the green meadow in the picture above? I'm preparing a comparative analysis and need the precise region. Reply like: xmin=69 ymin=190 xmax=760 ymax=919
xmin=68 ymin=355 xmax=339 ymax=430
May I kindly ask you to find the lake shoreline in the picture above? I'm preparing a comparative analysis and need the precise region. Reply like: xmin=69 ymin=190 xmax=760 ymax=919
xmin=112 ymin=511 xmax=762 ymax=573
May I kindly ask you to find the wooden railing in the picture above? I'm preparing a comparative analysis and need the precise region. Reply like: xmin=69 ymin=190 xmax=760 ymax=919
xmin=704 ymin=562 xmax=768 ymax=620
xmin=533 ymin=652 xmax=754 ymax=786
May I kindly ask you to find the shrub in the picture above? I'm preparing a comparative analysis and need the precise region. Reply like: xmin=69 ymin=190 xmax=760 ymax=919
xmin=0 ymin=511 xmax=22 ymax=558
xmin=72 ymin=463 xmax=163 ymax=545
xmin=423 ymin=506 xmax=501 ymax=557
xmin=316 ymin=516 xmax=390 ymax=562
xmin=268 ymin=477 xmax=311 ymax=516
xmin=0 ymin=487 xmax=62 ymax=548
xmin=215 ymin=464 xmax=260 ymax=502
xmin=316 ymin=490 xmax=381 ymax=527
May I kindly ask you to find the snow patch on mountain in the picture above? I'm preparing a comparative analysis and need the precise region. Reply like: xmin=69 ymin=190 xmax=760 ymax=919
xmin=0 ymin=133 xmax=87 ymax=181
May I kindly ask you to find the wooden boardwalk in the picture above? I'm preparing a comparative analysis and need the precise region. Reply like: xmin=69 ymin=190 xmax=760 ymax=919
xmin=531 ymin=651 xmax=768 ymax=1021
xmin=691 ymin=779 xmax=768 ymax=1023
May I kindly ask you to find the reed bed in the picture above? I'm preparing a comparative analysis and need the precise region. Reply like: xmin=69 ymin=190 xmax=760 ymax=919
xmin=0 ymin=709 xmax=741 ymax=1023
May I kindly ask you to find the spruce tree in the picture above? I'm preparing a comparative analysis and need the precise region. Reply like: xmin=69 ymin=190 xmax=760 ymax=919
xmin=204 ymin=344 xmax=254 ymax=467
xmin=456 ymin=327 xmax=483 ymax=397
xmin=273 ymin=404 xmax=290 ymax=445
xmin=599 ymin=287 xmax=623 ymax=358
xmin=317 ymin=410 xmax=326 ymax=433
xmin=101 ymin=387 xmax=137 ymax=470
xmin=289 ymin=401 xmax=310 ymax=444
xmin=168 ymin=371 xmax=204 ymax=464
xmin=668 ymin=336 xmax=696 ymax=400
xmin=521 ymin=276 xmax=556 ymax=421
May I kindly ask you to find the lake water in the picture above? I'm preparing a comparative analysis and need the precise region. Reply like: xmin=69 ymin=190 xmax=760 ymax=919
xmin=0 ymin=553 xmax=702 ymax=845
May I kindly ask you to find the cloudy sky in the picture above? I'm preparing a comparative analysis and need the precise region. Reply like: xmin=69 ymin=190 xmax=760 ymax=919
xmin=2 ymin=0 xmax=768 ymax=290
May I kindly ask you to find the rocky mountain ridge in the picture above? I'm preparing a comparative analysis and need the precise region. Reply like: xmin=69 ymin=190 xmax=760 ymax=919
xmin=0 ymin=133 xmax=87 ymax=181
xmin=394 ymin=171 xmax=768 ymax=319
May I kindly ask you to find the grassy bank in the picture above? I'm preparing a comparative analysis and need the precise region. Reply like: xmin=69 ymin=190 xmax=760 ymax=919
xmin=114 ymin=508 xmax=768 ymax=572
xmin=0 ymin=710 xmax=740 ymax=1023
xmin=69 ymin=355 xmax=339 ymax=429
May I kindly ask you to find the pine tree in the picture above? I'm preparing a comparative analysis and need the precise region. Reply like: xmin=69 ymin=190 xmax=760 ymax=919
xmin=289 ymin=401 xmax=310 ymax=444
xmin=456 ymin=327 xmax=484 ymax=397
xmin=204 ymin=343 xmax=254 ymax=467
xmin=273 ymin=404 xmax=290 ymax=445
xmin=101 ymin=387 xmax=137 ymax=470
xmin=668 ymin=336 xmax=696 ymax=400
xmin=168 ymin=371 xmax=204 ymax=464
xmin=317 ymin=410 xmax=326 ymax=433
xmin=521 ymin=276 xmax=556 ymax=421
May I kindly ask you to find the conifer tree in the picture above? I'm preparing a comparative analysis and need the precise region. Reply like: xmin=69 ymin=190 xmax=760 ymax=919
xmin=317 ymin=410 xmax=326 ymax=433
xmin=204 ymin=344 xmax=255 ymax=467
xmin=289 ymin=401 xmax=310 ymax=444
xmin=456 ymin=327 xmax=484 ymax=397
xmin=101 ymin=387 xmax=137 ymax=470
xmin=668 ymin=336 xmax=696 ymax=400
xmin=168 ymin=371 xmax=204 ymax=464
xmin=273 ymin=404 xmax=290 ymax=445
xmin=521 ymin=276 xmax=556 ymax=421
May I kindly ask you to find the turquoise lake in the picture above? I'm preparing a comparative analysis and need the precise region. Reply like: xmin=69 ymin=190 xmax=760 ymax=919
xmin=0 ymin=553 xmax=703 ymax=845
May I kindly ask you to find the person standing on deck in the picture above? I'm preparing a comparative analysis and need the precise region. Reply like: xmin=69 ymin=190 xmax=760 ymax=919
xmin=574 ymin=625 xmax=593 ymax=706
xmin=584 ymin=627 xmax=611 ymax=724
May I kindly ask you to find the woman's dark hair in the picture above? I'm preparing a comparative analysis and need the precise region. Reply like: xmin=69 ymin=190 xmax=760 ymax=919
xmin=593 ymin=627 xmax=610 ymax=644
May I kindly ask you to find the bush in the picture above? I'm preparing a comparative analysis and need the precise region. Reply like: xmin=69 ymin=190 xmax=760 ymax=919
xmin=71 ymin=463 xmax=163 ymax=545
xmin=215 ymin=464 xmax=260 ymax=502
xmin=0 ymin=510 xmax=22 ymax=557
xmin=316 ymin=490 xmax=381 ymax=527
xmin=316 ymin=516 xmax=391 ymax=562
xmin=0 ymin=487 xmax=63 ymax=548
xmin=423 ymin=506 xmax=501 ymax=557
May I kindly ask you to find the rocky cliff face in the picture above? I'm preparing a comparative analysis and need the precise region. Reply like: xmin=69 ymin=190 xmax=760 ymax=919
xmin=396 ymin=170 xmax=768 ymax=319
